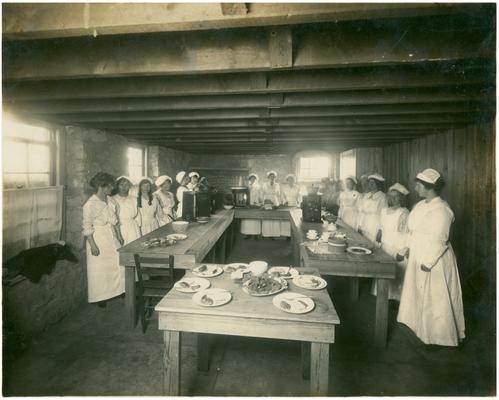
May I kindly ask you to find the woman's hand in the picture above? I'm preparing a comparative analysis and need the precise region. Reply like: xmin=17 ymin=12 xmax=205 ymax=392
xmin=402 ymin=247 xmax=410 ymax=258
xmin=420 ymin=264 xmax=431 ymax=272
xmin=90 ymin=244 xmax=100 ymax=256
xmin=375 ymin=229 xmax=382 ymax=244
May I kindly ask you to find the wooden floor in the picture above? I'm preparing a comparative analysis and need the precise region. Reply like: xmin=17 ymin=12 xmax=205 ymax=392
xmin=3 ymin=234 xmax=495 ymax=396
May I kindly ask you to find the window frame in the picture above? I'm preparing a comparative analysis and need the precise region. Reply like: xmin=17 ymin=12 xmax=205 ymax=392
xmin=127 ymin=144 xmax=148 ymax=180
xmin=296 ymin=154 xmax=332 ymax=183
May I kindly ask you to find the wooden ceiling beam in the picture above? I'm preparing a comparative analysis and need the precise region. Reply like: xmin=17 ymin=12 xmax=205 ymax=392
xmin=3 ymin=3 xmax=488 ymax=40
xmin=4 ymin=65 xmax=492 ymax=101
xmin=7 ymin=86 xmax=493 ymax=114
xmin=4 ymin=21 xmax=494 ymax=81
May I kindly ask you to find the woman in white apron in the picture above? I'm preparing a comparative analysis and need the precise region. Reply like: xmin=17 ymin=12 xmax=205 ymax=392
xmin=83 ymin=172 xmax=124 ymax=305
xmin=372 ymin=183 xmax=410 ymax=301
xmin=357 ymin=174 xmax=388 ymax=243
xmin=280 ymin=174 xmax=301 ymax=237
xmin=186 ymin=171 xmax=200 ymax=191
xmin=241 ymin=173 xmax=262 ymax=239
xmin=261 ymin=171 xmax=281 ymax=238
xmin=338 ymin=176 xmax=360 ymax=228
xmin=154 ymin=175 xmax=176 ymax=226
xmin=398 ymin=169 xmax=465 ymax=347
xmin=111 ymin=176 xmax=142 ymax=245
xmin=175 ymin=171 xmax=190 ymax=219
xmin=137 ymin=178 xmax=162 ymax=235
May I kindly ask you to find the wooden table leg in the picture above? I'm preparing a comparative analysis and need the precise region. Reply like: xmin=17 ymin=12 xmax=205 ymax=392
xmin=218 ymin=232 xmax=227 ymax=263
xmin=226 ymin=222 xmax=233 ymax=258
xmin=197 ymin=333 xmax=211 ymax=372
xmin=310 ymin=342 xmax=329 ymax=396
xmin=350 ymin=277 xmax=360 ymax=301
xmin=301 ymin=342 xmax=311 ymax=380
xmin=375 ymin=278 xmax=389 ymax=347
xmin=210 ymin=247 xmax=216 ymax=263
xmin=163 ymin=330 xmax=181 ymax=396
xmin=125 ymin=265 xmax=136 ymax=329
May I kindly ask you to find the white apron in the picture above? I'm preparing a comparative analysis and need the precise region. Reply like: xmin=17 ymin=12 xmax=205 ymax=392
xmin=357 ymin=191 xmax=388 ymax=243
xmin=176 ymin=186 xmax=188 ymax=220
xmin=138 ymin=196 xmax=161 ymax=235
xmin=338 ymin=190 xmax=360 ymax=229
xmin=241 ymin=182 xmax=262 ymax=235
xmin=111 ymin=194 xmax=142 ymax=244
xmin=397 ymin=197 xmax=465 ymax=346
xmin=261 ymin=182 xmax=281 ymax=237
xmin=279 ymin=184 xmax=301 ymax=237
xmin=83 ymin=195 xmax=124 ymax=303
xmin=372 ymin=207 xmax=409 ymax=301
xmin=154 ymin=190 xmax=176 ymax=226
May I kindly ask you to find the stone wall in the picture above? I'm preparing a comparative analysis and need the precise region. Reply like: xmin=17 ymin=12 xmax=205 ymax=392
xmin=148 ymin=145 xmax=195 ymax=180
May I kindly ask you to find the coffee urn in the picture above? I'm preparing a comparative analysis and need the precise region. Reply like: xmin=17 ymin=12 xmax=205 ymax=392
xmin=231 ymin=186 xmax=249 ymax=208
xmin=301 ymin=194 xmax=322 ymax=222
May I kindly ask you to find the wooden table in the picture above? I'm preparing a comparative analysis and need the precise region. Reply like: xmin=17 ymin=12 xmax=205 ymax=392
xmin=118 ymin=209 xmax=234 ymax=328
xmin=155 ymin=267 xmax=339 ymax=396
xmin=234 ymin=206 xmax=294 ymax=220
xmin=289 ymin=209 xmax=396 ymax=347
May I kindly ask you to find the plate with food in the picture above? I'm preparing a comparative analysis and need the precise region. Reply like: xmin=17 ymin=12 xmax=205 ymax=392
xmin=273 ymin=292 xmax=315 ymax=314
xmin=174 ymin=277 xmax=211 ymax=293
xmin=192 ymin=288 xmax=232 ymax=307
xmin=192 ymin=264 xmax=224 ymax=278
xmin=346 ymin=246 xmax=372 ymax=255
xmin=268 ymin=266 xmax=299 ymax=279
xmin=141 ymin=238 xmax=161 ymax=248
xmin=223 ymin=263 xmax=250 ymax=273
xmin=242 ymin=273 xmax=287 ymax=296
xmin=292 ymin=275 xmax=327 ymax=290
xmin=166 ymin=233 xmax=188 ymax=241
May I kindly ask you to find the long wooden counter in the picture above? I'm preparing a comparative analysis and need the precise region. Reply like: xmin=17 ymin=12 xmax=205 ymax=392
xmin=118 ymin=208 xmax=234 ymax=327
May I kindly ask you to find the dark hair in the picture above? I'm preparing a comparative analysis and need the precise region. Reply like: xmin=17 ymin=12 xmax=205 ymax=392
xmin=137 ymin=179 xmax=153 ymax=208
xmin=369 ymin=178 xmax=385 ymax=192
xmin=415 ymin=177 xmax=445 ymax=195
xmin=389 ymin=189 xmax=407 ymax=208
xmin=89 ymin=172 xmax=115 ymax=191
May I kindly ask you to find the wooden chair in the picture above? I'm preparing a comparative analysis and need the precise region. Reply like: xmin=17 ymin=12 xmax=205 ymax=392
xmin=133 ymin=254 xmax=176 ymax=333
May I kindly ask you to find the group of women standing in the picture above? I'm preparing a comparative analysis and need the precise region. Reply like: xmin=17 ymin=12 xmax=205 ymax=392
xmin=83 ymin=171 xmax=199 ymax=307
xmin=240 ymin=171 xmax=302 ymax=239
xmin=335 ymin=169 xmax=465 ymax=347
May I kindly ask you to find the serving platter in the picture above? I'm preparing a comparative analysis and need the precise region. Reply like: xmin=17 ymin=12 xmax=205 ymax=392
xmin=268 ymin=266 xmax=299 ymax=279
xmin=346 ymin=246 xmax=372 ymax=255
xmin=192 ymin=288 xmax=232 ymax=307
xmin=174 ymin=277 xmax=211 ymax=293
xmin=192 ymin=264 xmax=224 ymax=278
xmin=273 ymin=292 xmax=315 ymax=314
xmin=223 ymin=263 xmax=250 ymax=273
xmin=242 ymin=274 xmax=287 ymax=296
xmin=167 ymin=233 xmax=188 ymax=241
xmin=293 ymin=275 xmax=327 ymax=290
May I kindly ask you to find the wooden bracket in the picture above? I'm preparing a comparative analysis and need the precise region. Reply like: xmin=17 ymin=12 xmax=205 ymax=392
xmin=268 ymin=27 xmax=293 ymax=69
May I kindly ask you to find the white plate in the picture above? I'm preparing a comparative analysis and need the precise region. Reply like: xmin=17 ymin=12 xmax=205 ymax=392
xmin=273 ymin=292 xmax=315 ymax=314
xmin=192 ymin=264 xmax=224 ymax=277
xmin=346 ymin=246 xmax=372 ymax=255
xmin=293 ymin=275 xmax=327 ymax=290
xmin=192 ymin=288 xmax=232 ymax=307
xmin=197 ymin=219 xmax=209 ymax=224
xmin=223 ymin=263 xmax=250 ymax=273
xmin=242 ymin=275 xmax=287 ymax=296
xmin=268 ymin=266 xmax=299 ymax=279
xmin=174 ymin=277 xmax=210 ymax=293
xmin=167 ymin=233 xmax=188 ymax=241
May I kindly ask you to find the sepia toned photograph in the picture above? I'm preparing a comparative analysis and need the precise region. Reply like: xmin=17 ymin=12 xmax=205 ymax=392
xmin=1 ymin=2 xmax=496 ymax=397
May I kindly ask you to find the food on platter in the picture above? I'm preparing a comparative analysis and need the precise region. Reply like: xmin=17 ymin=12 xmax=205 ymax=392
xmin=242 ymin=273 xmax=286 ymax=296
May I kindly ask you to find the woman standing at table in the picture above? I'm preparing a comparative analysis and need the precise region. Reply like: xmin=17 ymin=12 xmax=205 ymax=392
xmin=154 ymin=175 xmax=176 ymax=226
xmin=398 ymin=169 xmax=465 ymax=347
xmin=357 ymin=174 xmax=388 ymax=243
xmin=280 ymin=174 xmax=301 ymax=238
xmin=261 ymin=171 xmax=281 ymax=238
xmin=137 ymin=178 xmax=162 ymax=235
xmin=111 ymin=176 xmax=142 ymax=245
xmin=83 ymin=172 xmax=124 ymax=306
xmin=338 ymin=176 xmax=360 ymax=229
xmin=241 ymin=173 xmax=262 ymax=239
xmin=372 ymin=183 xmax=410 ymax=301
xmin=175 ymin=171 xmax=190 ymax=219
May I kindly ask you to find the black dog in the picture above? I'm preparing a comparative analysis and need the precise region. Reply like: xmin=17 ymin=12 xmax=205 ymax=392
xmin=3 ymin=242 xmax=78 ymax=284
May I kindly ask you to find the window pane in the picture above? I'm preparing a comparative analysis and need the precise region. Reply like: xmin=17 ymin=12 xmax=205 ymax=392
xmin=128 ymin=147 xmax=144 ymax=179
xmin=28 ymin=144 xmax=51 ymax=173
xmin=3 ymin=118 xmax=50 ymax=141
xmin=4 ymin=173 xmax=28 ymax=189
xmin=4 ymin=141 xmax=28 ymax=173
xmin=298 ymin=156 xmax=330 ymax=181
xmin=28 ymin=173 xmax=50 ymax=188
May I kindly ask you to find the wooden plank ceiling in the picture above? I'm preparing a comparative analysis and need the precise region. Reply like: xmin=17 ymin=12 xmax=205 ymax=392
xmin=2 ymin=3 xmax=496 ymax=154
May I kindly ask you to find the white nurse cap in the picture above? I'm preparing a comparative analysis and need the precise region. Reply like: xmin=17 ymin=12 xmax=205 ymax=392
xmin=188 ymin=171 xmax=200 ymax=178
xmin=416 ymin=168 xmax=441 ymax=184
xmin=368 ymin=173 xmax=385 ymax=182
xmin=248 ymin=173 xmax=258 ymax=180
xmin=266 ymin=170 xmax=277 ymax=177
xmin=285 ymin=174 xmax=296 ymax=181
xmin=116 ymin=175 xmax=131 ymax=183
xmin=389 ymin=183 xmax=409 ymax=195
xmin=347 ymin=176 xmax=357 ymax=184
xmin=155 ymin=175 xmax=172 ymax=187
xmin=176 ymin=171 xmax=186 ymax=184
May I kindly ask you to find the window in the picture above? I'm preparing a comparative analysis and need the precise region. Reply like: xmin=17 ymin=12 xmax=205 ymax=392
xmin=127 ymin=146 xmax=146 ymax=181
xmin=3 ymin=117 xmax=56 ymax=189
xmin=340 ymin=149 xmax=356 ymax=180
xmin=298 ymin=156 xmax=331 ymax=182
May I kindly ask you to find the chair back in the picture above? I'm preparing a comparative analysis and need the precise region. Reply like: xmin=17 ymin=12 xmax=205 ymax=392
xmin=133 ymin=254 xmax=175 ymax=289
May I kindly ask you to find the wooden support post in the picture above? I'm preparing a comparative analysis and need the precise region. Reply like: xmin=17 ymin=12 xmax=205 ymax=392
xmin=310 ymin=342 xmax=329 ymax=396
xmin=301 ymin=342 xmax=311 ymax=380
xmin=350 ymin=277 xmax=360 ymax=301
xmin=163 ymin=330 xmax=181 ymax=396
xmin=125 ymin=266 xmax=136 ymax=328
xmin=197 ymin=334 xmax=211 ymax=372
xmin=219 ymin=231 xmax=227 ymax=263
xmin=375 ymin=278 xmax=390 ymax=347
xmin=226 ymin=222 xmax=233 ymax=258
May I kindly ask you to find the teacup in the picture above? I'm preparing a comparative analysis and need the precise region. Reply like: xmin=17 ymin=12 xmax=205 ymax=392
xmin=249 ymin=261 xmax=268 ymax=276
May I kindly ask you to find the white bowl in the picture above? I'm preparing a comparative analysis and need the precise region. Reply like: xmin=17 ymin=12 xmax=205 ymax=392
xmin=172 ymin=220 xmax=189 ymax=233
xmin=249 ymin=261 xmax=268 ymax=276
xmin=223 ymin=204 xmax=234 ymax=210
